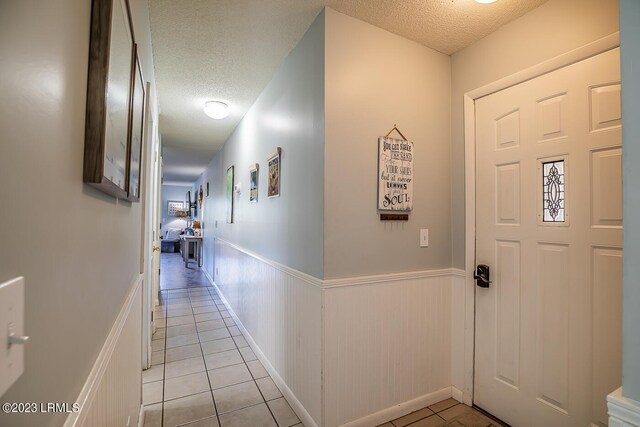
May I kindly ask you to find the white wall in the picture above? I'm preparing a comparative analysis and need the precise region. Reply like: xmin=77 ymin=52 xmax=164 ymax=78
xmin=201 ymin=11 xmax=325 ymax=279
xmin=197 ymin=10 xmax=326 ymax=425
xmin=324 ymin=8 xmax=451 ymax=279
xmin=450 ymin=0 xmax=619 ymax=268
xmin=0 ymin=0 xmax=157 ymax=425
xmin=323 ymin=272 xmax=456 ymax=427
xmin=620 ymin=0 xmax=640 ymax=403
xmin=214 ymin=240 xmax=322 ymax=426
xmin=319 ymin=9 xmax=456 ymax=426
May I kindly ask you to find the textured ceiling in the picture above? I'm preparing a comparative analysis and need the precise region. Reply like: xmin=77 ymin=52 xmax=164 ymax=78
xmin=150 ymin=0 xmax=547 ymax=182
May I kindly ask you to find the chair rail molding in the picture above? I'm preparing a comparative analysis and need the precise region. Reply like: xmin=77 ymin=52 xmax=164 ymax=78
xmin=64 ymin=275 xmax=143 ymax=427
xmin=210 ymin=238 xmax=462 ymax=426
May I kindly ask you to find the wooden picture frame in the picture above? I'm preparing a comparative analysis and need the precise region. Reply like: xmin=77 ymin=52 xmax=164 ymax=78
xmin=249 ymin=163 xmax=259 ymax=203
xmin=267 ymin=148 xmax=281 ymax=198
xmin=84 ymin=0 xmax=136 ymax=198
xmin=126 ymin=47 xmax=145 ymax=202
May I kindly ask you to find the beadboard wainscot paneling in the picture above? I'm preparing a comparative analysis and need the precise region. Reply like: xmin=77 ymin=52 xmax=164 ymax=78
xmin=323 ymin=270 xmax=455 ymax=427
xmin=450 ymin=269 xmax=468 ymax=403
xmin=212 ymin=239 xmax=322 ymax=427
xmin=65 ymin=275 xmax=143 ymax=427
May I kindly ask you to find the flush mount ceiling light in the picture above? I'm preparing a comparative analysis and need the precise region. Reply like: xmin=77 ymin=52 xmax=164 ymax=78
xmin=475 ymin=0 xmax=497 ymax=3
xmin=203 ymin=100 xmax=229 ymax=119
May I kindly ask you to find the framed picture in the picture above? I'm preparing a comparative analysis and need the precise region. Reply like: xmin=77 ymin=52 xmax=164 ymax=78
xmin=226 ymin=166 xmax=234 ymax=223
xmin=168 ymin=201 xmax=184 ymax=216
xmin=267 ymin=148 xmax=281 ymax=198
xmin=126 ymin=47 xmax=145 ymax=202
xmin=249 ymin=163 xmax=259 ymax=203
xmin=83 ymin=0 xmax=135 ymax=198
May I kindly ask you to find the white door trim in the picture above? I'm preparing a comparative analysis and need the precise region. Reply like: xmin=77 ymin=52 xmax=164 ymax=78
xmin=462 ymin=32 xmax=620 ymax=406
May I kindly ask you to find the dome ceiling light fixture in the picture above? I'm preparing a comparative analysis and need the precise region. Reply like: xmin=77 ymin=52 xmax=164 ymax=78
xmin=475 ymin=0 xmax=498 ymax=3
xmin=203 ymin=100 xmax=230 ymax=119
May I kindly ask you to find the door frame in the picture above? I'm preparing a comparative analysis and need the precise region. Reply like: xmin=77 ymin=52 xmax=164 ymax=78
xmin=142 ymin=85 xmax=162 ymax=369
xmin=461 ymin=32 xmax=620 ymax=406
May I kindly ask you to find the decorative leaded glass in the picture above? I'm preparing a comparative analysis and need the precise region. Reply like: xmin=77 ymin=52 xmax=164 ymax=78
xmin=543 ymin=160 xmax=565 ymax=222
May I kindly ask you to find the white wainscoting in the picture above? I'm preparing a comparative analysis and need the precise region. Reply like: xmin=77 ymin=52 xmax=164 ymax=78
xmin=64 ymin=275 xmax=143 ymax=427
xmin=450 ymin=271 xmax=469 ymax=403
xmin=213 ymin=239 xmax=323 ymax=426
xmin=211 ymin=238 xmax=463 ymax=427
xmin=323 ymin=270 xmax=456 ymax=427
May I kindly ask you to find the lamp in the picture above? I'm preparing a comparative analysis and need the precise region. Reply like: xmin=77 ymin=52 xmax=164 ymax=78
xmin=203 ymin=101 xmax=230 ymax=119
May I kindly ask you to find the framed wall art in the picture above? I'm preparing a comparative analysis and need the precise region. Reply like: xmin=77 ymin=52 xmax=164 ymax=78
xmin=126 ymin=47 xmax=146 ymax=202
xmin=377 ymin=130 xmax=414 ymax=212
xmin=226 ymin=166 xmax=234 ymax=223
xmin=83 ymin=0 xmax=135 ymax=198
xmin=168 ymin=201 xmax=184 ymax=216
xmin=249 ymin=163 xmax=259 ymax=203
xmin=267 ymin=148 xmax=281 ymax=198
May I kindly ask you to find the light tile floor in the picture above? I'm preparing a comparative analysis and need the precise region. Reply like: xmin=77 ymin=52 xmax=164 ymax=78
xmin=143 ymin=286 xmax=303 ymax=427
xmin=146 ymin=257 xmax=505 ymax=427
xmin=379 ymin=397 xmax=506 ymax=427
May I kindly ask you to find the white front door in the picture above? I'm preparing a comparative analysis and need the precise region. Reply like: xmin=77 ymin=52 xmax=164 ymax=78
xmin=474 ymin=48 xmax=622 ymax=427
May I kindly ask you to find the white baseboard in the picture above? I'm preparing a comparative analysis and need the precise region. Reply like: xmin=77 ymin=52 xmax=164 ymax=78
xmin=451 ymin=386 xmax=464 ymax=403
xmin=338 ymin=387 xmax=453 ymax=427
xmin=609 ymin=388 xmax=640 ymax=427
xmin=64 ymin=275 xmax=143 ymax=427
xmin=208 ymin=277 xmax=319 ymax=427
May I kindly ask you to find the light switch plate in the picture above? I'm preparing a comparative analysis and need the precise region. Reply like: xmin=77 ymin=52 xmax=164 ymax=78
xmin=420 ymin=229 xmax=429 ymax=247
xmin=0 ymin=277 xmax=25 ymax=397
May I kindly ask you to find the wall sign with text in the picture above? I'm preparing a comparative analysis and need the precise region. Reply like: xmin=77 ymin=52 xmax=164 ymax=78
xmin=377 ymin=136 xmax=413 ymax=212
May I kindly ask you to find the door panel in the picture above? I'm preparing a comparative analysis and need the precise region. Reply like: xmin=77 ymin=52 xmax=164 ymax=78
xmin=474 ymin=48 xmax=622 ymax=427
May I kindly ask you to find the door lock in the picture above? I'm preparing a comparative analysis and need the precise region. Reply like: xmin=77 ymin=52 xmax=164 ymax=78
xmin=474 ymin=264 xmax=492 ymax=288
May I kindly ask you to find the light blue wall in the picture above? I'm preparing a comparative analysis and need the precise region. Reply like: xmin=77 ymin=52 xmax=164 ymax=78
xmin=620 ymin=0 xmax=640 ymax=402
xmin=196 ymin=11 xmax=325 ymax=279
xmin=161 ymin=184 xmax=192 ymax=233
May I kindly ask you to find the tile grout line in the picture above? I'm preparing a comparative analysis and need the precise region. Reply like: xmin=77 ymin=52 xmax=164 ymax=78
xmin=161 ymin=290 xmax=168 ymax=427
xmin=207 ymin=287 xmax=285 ymax=427
xmin=152 ymin=277 xmax=294 ymax=426
xmin=190 ymin=287 xmax=223 ymax=427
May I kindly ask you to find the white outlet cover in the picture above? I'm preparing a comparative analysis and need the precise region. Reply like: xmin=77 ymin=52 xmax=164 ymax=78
xmin=420 ymin=229 xmax=429 ymax=247
xmin=0 ymin=277 xmax=25 ymax=397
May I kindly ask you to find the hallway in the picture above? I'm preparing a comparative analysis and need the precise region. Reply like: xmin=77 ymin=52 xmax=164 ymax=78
xmin=3 ymin=1 xmax=640 ymax=427
xmin=160 ymin=253 xmax=211 ymax=291
xmin=143 ymin=258 xmax=504 ymax=427
xmin=143 ymin=284 xmax=303 ymax=427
